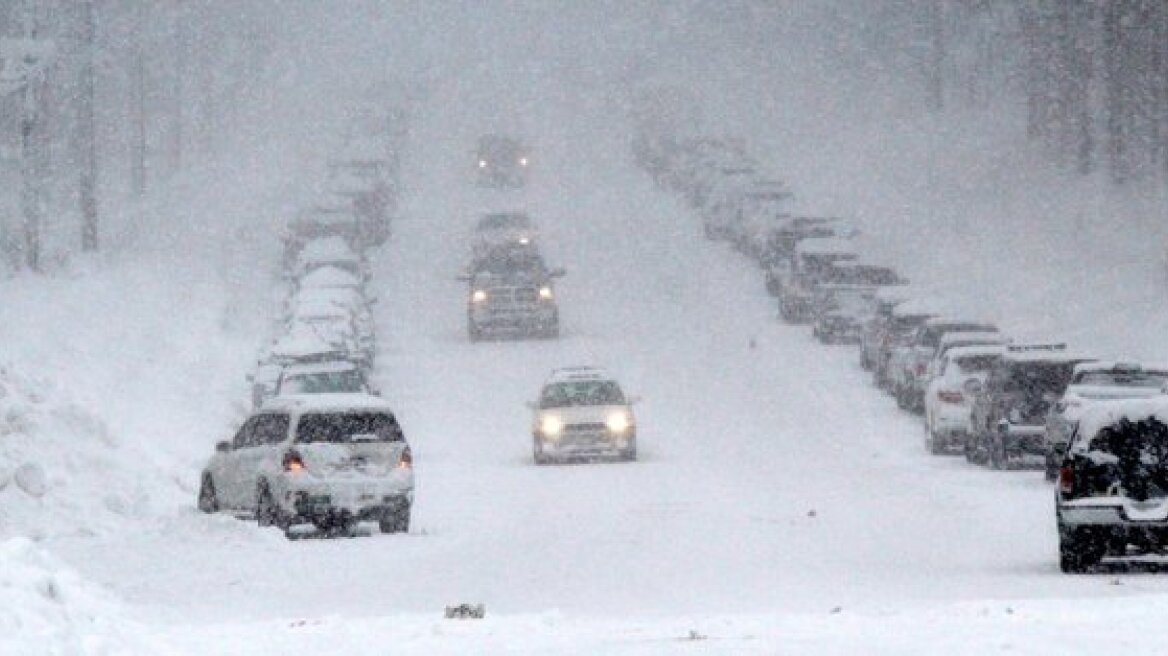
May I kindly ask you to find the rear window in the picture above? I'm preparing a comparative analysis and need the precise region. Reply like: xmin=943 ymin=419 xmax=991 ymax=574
xmin=540 ymin=381 xmax=626 ymax=408
xmin=280 ymin=370 xmax=366 ymax=395
xmin=1082 ymin=418 xmax=1168 ymax=500
xmin=295 ymin=411 xmax=403 ymax=443
xmin=1002 ymin=362 xmax=1075 ymax=394
xmin=955 ymin=355 xmax=1000 ymax=373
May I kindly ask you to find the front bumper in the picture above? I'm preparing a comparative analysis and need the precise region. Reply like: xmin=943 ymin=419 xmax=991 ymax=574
xmin=537 ymin=429 xmax=635 ymax=460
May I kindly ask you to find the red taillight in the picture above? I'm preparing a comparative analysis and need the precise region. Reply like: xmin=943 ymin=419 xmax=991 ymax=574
xmin=398 ymin=446 xmax=413 ymax=469
xmin=937 ymin=390 xmax=964 ymax=404
xmin=282 ymin=450 xmax=305 ymax=472
xmin=1058 ymin=465 xmax=1074 ymax=494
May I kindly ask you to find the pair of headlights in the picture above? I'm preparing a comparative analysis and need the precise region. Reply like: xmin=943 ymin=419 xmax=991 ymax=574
xmin=539 ymin=412 xmax=632 ymax=438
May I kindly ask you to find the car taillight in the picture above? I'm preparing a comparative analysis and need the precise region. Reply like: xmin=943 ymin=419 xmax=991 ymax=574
xmin=398 ymin=447 xmax=413 ymax=469
xmin=283 ymin=450 xmax=305 ymax=472
xmin=937 ymin=390 xmax=964 ymax=404
xmin=1058 ymin=465 xmax=1074 ymax=494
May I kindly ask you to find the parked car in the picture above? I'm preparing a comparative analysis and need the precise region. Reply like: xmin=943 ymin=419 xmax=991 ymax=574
xmin=529 ymin=367 xmax=638 ymax=464
xmin=859 ymin=285 xmax=914 ymax=372
xmin=872 ymin=298 xmax=940 ymax=391
xmin=966 ymin=344 xmax=1094 ymax=468
xmin=291 ymin=235 xmax=366 ymax=281
xmin=197 ymin=393 xmax=413 ymax=538
xmin=811 ymin=284 xmax=876 ymax=344
xmin=923 ymin=344 xmax=1005 ymax=455
xmin=701 ymin=166 xmax=758 ymax=240
xmin=777 ymin=237 xmax=858 ymax=322
xmin=889 ymin=317 xmax=1000 ymax=414
xmin=274 ymin=360 xmax=375 ymax=397
xmin=1055 ymin=398 xmax=1168 ymax=572
xmin=1043 ymin=362 xmax=1168 ymax=480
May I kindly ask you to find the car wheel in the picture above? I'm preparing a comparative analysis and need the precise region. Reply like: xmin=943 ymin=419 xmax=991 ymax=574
xmin=256 ymin=485 xmax=277 ymax=527
xmin=1059 ymin=527 xmax=1104 ymax=573
xmin=533 ymin=440 xmax=550 ymax=465
xmin=965 ymin=432 xmax=984 ymax=465
xmin=197 ymin=475 xmax=219 ymax=513
xmin=379 ymin=506 xmax=410 ymax=534
xmin=622 ymin=437 xmax=638 ymax=462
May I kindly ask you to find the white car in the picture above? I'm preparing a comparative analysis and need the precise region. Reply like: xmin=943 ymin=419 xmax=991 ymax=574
xmin=529 ymin=367 xmax=638 ymax=464
xmin=275 ymin=360 xmax=374 ymax=397
xmin=923 ymin=344 xmax=1005 ymax=455
xmin=197 ymin=394 xmax=413 ymax=538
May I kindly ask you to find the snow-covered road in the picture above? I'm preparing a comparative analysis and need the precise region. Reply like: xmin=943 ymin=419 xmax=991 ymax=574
xmin=42 ymin=95 xmax=1168 ymax=654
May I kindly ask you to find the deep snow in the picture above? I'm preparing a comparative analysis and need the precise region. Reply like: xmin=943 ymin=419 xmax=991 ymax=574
xmin=6 ymin=5 xmax=1168 ymax=653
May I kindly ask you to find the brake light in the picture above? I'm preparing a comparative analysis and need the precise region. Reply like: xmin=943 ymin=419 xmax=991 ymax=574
xmin=282 ymin=450 xmax=305 ymax=472
xmin=937 ymin=390 xmax=964 ymax=404
xmin=398 ymin=446 xmax=413 ymax=469
xmin=1058 ymin=465 xmax=1074 ymax=494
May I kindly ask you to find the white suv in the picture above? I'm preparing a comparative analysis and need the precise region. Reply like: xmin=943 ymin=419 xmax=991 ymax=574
xmin=530 ymin=367 xmax=638 ymax=464
xmin=198 ymin=393 xmax=413 ymax=538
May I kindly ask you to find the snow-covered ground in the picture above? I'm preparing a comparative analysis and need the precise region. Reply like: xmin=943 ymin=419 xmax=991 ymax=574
xmin=7 ymin=7 xmax=1168 ymax=650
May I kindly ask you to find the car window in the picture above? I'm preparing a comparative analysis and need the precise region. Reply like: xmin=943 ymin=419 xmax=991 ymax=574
xmin=232 ymin=417 xmax=260 ymax=449
xmin=540 ymin=381 xmax=626 ymax=408
xmin=253 ymin=413 xmax=290 ymax=445
xmin=294 ymin=411 xmax=403 ymax=443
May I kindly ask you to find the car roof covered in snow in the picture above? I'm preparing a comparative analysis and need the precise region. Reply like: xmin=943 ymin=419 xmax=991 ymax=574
xmin=262 ymin=392 xmax=393 ymax=414
xmin=1071 ymin=397 xmax=1168 ymax=451
xmin=279 ymin=360 xmax=361 ymax=377
xmin=299 ymin=265 xmax=362 ymax=289
xmin=1001 ymin=343 xmax=1093 ymax=364
xmin=923 ymin=317 xmax=998 ymax=331
xmin=945 ymin=344 xmax=1007 ymax=360
xmin=546 ymin=366 xmax=613 ymax=384
xmin=299 ymin=236 xmax=358 ymax=264
xmin=939 ymin=331 xmax=1009 ymax=348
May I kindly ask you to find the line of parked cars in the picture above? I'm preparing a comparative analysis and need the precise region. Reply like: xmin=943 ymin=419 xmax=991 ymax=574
xmin=633 ymin=121 xmax=1168 ymax=573
xmin=197 ymin=111 xmax=414 ymax=540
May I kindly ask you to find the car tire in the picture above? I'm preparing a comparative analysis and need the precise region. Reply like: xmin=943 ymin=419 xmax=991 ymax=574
xmin=197 ymin=475 xmax=219 ymax=513
xmin=256 ymin=484 xmax=278 ymax=527
xmin=379 ymin=506 xmax=410 ymax=534
xmin=622 ymin=437 xmax=638 ymax=462
xmin=1059 ymin=527 xmax=1104 ymax=573
xmin=965 ymin=432 xmax=985 ymax=465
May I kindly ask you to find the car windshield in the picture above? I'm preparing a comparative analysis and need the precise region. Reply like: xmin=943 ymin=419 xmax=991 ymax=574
xmin=1077 ymin=371 xmax=1168 ymax=388
xmin=280 ymin=369 xmax=365 ymax=394
xmin=295 ymin=411 xmax=402 ymax=443
xmin=540 ymin=381 xmax=626 ymax=408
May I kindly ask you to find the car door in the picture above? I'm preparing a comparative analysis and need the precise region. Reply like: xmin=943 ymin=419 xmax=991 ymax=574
xmin=219 ymin=417 xmax=260 ymax=509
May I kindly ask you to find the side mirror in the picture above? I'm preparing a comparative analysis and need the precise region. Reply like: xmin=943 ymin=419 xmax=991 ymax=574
xmin=215 ymin=440 xmax=232 ymax=453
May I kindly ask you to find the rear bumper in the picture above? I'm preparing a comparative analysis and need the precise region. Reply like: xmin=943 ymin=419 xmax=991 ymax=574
xmin=1060 ymin=502 xmax=1168 ymax=528
xmin=537 ymin=430 xmax=634 ymax=460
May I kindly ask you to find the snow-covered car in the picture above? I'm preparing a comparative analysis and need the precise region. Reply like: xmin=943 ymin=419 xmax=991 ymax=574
xmin=197 ymin=394 xmax=413 ymax=538
xmin=472 ymin=212 xmax=537 ymax=258
xmin=858 ymin=285 xmax=914 ymax=371
xmin=476 ymin=134 xmax=529 ymax=187
xmin=777 ymin=236 xmax=858 ymax=322
xmin=811 ymin=284 xmax=876 ymax=344
xmin=700 ymin=165 xmax=758 ymax=240
xmin=1043 ymin=362 xmax=1168 ymax=480
xmin=872 ymin=299 xmax=939 ymax=390
xmin=923 ymin=344 xmax=1005 ymax=455
xmin=966 ymin=344 xmax=1095 ymax=469
xmin=529 ymin=367 xmax=638 ymax=464
xmin=274 ymin=360 xmax=375 ymax=397
xmin=890 ymin=318 xmax=1000 ymax=413
xmin=292 ymin=236 xmax=366 ymax=280
xmin=1055 ymin=398 xmax=1168 ymax=572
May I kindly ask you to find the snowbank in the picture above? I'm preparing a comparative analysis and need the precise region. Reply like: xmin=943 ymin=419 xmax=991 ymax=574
xmin=0 ymin=537 xmax=177 ymax=655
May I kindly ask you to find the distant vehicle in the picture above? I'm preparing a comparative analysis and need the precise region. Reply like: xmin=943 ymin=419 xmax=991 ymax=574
xmin=700 ymin=166 xmax=758 ymax=240
xmin=923 ymin=344 xmax=1006 ymax=455
xmin=1055 ymin=398 xmax=1168 ymax=572
xmin=291 ymin=236 xmax=367 ymax=281
xmin=763 ymin=217 xmax=845 ymax=295
xmin=859 ymin=285 xmax=914 ymax=372
xmin=871 ymin=298 xmax=939 ymax=390
xmin=966 ymin=344 xmax=1094 ymax=468
xmin=529 ymin=367 xmax=638 ymax=464
xmin=197 ymin=394 xmax=413 ymax=538
xmin=777 ymin=236 xmax=858 ymax=322
xmin=1043 ymin=362 xmax=1168 ymax=480
xmin=472 ymin=212 xmax=537 ymax=258
xmin=463 ymin=265 xmax=563 ymax=341
xmin=811 ymin=284 xmax=876 ymax=344
xmin=476 ymin=135 xmax=529 ymax=187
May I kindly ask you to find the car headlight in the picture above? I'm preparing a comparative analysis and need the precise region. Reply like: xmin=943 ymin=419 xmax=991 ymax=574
xmin=605 ymin=412 xmax=631 ymax=434
xmin=479 ymin=160 xmax=488 ymax=168
xmin=539 ymin=415 xmax=563 ymax=438
xmin=538 ymin=286 xmax=553 ymax=300
xmin=519 ymin=157 xmax=528 ymax=166
xmin=472 ymin=289 xmax=488 ymax=303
